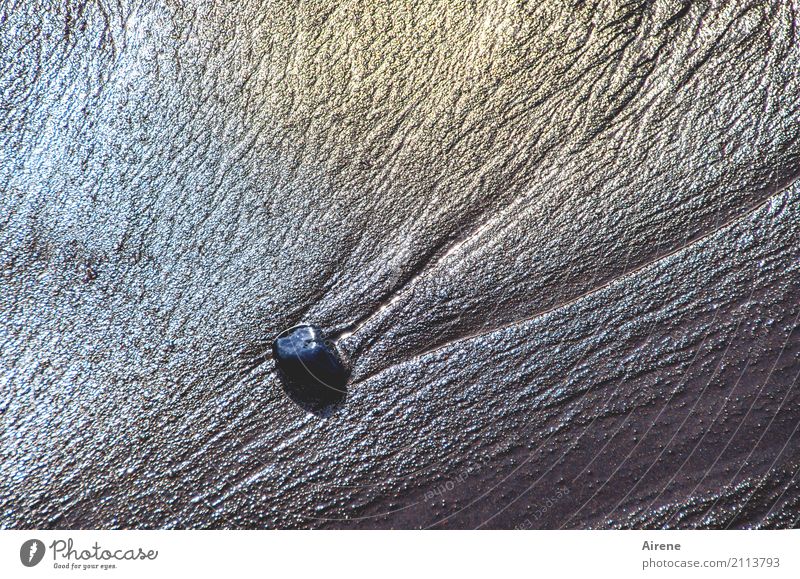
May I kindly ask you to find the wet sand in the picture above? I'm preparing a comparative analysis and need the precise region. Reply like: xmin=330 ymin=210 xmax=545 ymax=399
xmin=1 ymin=1 xmax=799 ymax=529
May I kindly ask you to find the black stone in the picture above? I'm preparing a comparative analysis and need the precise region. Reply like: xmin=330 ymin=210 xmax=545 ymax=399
xmin=272 ymin=324 xmax=349 ymax=416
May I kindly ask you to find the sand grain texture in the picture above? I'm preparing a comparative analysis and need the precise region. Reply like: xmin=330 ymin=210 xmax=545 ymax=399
xmin=1 ymin=0 xmax=799 ymax=528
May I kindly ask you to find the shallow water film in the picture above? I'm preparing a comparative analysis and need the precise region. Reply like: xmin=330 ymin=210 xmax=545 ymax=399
xmin=1 ymin=1 xmax=799 ymax=529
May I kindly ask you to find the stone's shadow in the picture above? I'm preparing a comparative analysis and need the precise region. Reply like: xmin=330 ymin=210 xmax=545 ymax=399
xmin=272 ymin=324 xmax=350 ymax=418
